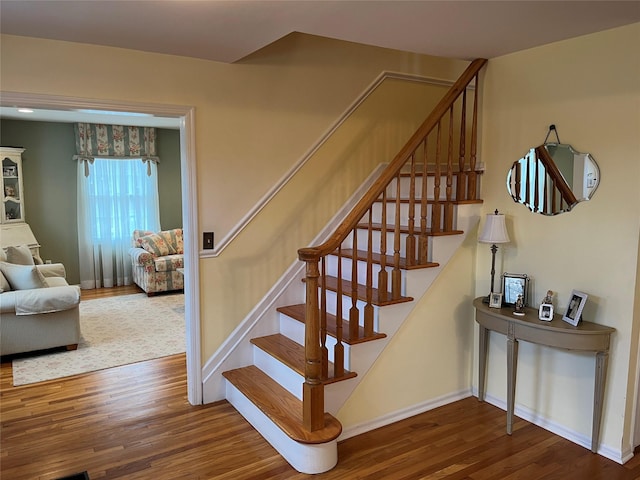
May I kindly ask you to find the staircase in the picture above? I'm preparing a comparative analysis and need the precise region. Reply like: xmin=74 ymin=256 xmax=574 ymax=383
xmin=221 ymin=59 xmax=487 ymax=473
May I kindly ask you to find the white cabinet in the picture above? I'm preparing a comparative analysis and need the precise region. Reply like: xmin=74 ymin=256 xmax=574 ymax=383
xmin=1 ymin=147 xmax=40 ymax=257
xmin=2 ymin=147 xmax=26 ymax=223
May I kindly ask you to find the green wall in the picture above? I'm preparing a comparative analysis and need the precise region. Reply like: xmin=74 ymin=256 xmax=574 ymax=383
xmin=0 ymin=120 xmax=181 ymax=285
xmin=156 ymin=128 xmax=182 ymax=230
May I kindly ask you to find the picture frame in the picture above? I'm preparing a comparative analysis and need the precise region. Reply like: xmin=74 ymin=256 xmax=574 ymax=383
xmin=489 ymin=292 xmax=503 ymax=308
xmin=538 ymin=303 xmax=554 ymax=321
xmin=3 ymin=166 xmax=17 ymax=177
xmin=563 ymin=290 xmax=588 ymax=326
xmin=501 ymin=273 xmax=529 ymax=307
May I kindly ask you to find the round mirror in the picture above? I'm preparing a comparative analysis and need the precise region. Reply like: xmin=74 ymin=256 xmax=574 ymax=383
xmin=507 ymin=143 xmax=600 ymax=215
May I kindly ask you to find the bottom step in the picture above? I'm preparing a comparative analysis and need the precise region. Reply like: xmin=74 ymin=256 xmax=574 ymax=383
xmin=223 ymin=365 xmax=341 ymax=474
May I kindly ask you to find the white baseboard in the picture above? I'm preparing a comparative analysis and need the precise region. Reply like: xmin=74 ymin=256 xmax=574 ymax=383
xmin=339 ymin=389 xmax=472 ymax=441
xmin=473 ymin=388 xmax=625 ymax=464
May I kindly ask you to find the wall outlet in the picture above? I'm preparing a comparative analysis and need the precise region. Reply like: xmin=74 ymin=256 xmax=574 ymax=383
xmin=203 ymin=232 xmax=214 ymax=250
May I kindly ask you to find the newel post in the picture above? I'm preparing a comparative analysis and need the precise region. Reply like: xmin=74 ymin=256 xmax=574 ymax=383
xmin=298 ymin=248 xmax=325 ymax=432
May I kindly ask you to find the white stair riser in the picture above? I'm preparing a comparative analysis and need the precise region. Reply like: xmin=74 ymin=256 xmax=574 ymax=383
xmin=370 ymin=201 xmax=433 ymax=227
xmin=385 ymin=175 xmax=459 ymax=199
xmin=355 ymin=229 xmax=411 ymax=258
xmin=333 ymin=225 xmax=445 ymax=261
xmin=325 ymin=255 xmax=390 ymax=291
xmin=253 ymin=346 xmax=304 ymax=399
xmin=279 ymin=312 xmax=355 ymax=370
xmin=324 ymin=289 xmax=387 ymax=328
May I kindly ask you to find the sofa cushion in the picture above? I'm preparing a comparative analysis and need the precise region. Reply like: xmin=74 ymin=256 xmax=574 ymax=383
xmin=153 ymin=254 xmax=184 ymax=272
xmin=36 ymin=263 xmax=67 ymax=278
xmin=159 ymin=229 xmax=183 ymax=254
xmin=136 ymin=232 xmax=176 ymax=257
xmin=0 ymin=262 xmax=48 ymax=290
xmin=14 ymin=285 xmax=80 ymax=315
xmin=44 ymin=276 xmax=70 ymax=288
xmin=132 ymin=229 xmax=154 ymax=247
xmin=5 ymin=245 xmax=35 ymax=265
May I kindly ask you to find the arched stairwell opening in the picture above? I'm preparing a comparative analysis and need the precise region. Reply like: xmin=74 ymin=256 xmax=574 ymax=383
xmin=222 ymin=58 xmax=487 ymax=474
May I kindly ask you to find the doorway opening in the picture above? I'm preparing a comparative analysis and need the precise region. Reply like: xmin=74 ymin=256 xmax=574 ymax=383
xmin=0 ymin=92 xmax=202 ymax=404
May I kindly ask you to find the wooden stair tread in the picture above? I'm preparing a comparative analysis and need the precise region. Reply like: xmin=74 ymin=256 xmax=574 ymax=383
xmin=323 ymin=275 xmax=413 ymax=306
xmin=277 ymin=304 xmax=387 ymax=345
xmin=359 ymin=222 xmax=464 ymax=237
xmin=337 ymin=248 xmax=439 ymax=271
xmin=222 ymin=365 xmax=342 ymax=444
xmin=251 ymin=334 xmax=357 ymax=384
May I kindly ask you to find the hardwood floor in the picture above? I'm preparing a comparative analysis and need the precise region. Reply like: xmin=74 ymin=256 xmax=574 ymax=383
xmin=80 ymin=283 xmax=145 ymax=300
xmin=2 ymin=287 xmax=639 ymax=479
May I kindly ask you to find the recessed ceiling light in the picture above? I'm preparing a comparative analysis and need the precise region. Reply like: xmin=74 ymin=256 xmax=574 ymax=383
xmin=17 ymin=108 xmax=34 ymax=113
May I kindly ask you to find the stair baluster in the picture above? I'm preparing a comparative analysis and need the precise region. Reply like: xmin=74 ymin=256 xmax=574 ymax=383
xmin=392 ymin=173 xmax=402 ymax=300
xmin=320 ymin=258 xmax=329 ymax=379
xmin=349 ymin=231 xmax=359 ymax=340
xmin=334 ymin=246 xmax=345 ymax=378
xmin=433 ymin=121 xmax=443 ymax=232
xmin=364 ymin=209 xmax=374 ymax=337
xmin=444 ymin=106 xmax=455 ymax=231
xmin=468 ymin=76 xmax=479 ymax=200
xmin=406 ymin=154 xmax=417 ymax=267
xmin=457 ymin=89 xmax=467 ymax=201
xmin=378 ymin=190 xmax=389 ymax=302
xmin=419 ymin=139 xmax=429 ymax=264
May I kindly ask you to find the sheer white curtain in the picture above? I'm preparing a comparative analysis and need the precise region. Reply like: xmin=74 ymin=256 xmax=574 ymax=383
xmin=77 ymin=158 xmax=160 ymax=289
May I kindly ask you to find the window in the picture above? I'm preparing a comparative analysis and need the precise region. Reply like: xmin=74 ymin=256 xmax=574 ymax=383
xmin=77 ymin=157 xmax=160 ymax=288
xmin=85 ymin=158 xmax=160 ymax=242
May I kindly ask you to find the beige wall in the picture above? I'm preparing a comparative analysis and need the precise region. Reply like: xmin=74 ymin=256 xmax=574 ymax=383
xmin=477 ymin=23 xmax=640 ymax=456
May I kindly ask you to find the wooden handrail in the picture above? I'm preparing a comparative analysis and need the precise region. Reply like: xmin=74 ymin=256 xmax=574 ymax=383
xmin=297 ymin=58 xmax=487 ymax=431
xmin=535 ymin=145 xmax=578 ymax=208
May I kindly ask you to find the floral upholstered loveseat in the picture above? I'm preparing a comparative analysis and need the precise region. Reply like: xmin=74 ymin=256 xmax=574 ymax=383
xmin=129 ymin=229 xmax=184 ymax=296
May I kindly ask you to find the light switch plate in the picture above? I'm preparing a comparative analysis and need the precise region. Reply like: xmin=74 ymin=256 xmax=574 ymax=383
xmin=203 ymin=232 xmax=214 ymax=249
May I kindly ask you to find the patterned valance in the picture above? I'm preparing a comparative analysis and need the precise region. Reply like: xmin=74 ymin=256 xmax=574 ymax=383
xmin=73 ymin=123 xmax=159 ymax=176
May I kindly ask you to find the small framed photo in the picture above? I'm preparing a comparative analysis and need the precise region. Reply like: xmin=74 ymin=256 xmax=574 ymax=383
xmin=502 ymin=273 xmax=529 ymax=307
xmin=562 ymin=290 xmax=588 ymax=326
xmin=538 ymin=303 xmax=553 ymax=321
xmin=489 ymin=292 xmax=503 ymax=308
xmin=3 ymin=166 xmax=17 ymax=177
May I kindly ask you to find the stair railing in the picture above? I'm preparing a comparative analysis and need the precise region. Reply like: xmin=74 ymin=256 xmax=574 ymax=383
xmin=298 ymin=58 xmax=487 ymax=431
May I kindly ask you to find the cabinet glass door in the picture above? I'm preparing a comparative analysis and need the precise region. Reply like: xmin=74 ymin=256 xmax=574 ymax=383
xmin=2 ymin=156 xmax=23 ymax=222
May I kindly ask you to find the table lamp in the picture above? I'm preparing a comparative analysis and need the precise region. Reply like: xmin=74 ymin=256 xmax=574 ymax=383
xmin=479 ymin=209 xmax=510 ymax=303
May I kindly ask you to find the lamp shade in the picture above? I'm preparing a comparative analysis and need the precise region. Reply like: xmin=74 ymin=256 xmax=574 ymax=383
xmin=478 ymin=211 xmax=510 ymax=244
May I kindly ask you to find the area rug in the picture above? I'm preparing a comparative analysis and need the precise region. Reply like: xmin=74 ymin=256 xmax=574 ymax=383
xmin=12 ymin=293 xmax=185 ymax=386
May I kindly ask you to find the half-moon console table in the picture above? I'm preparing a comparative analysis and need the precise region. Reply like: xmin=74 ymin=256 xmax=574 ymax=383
xmin=473 ymin=297 xmax=615 ymax=453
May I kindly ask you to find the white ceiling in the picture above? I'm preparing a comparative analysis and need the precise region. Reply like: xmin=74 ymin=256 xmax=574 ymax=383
xmin=1 ymin=0 xmax=639 ymax=126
